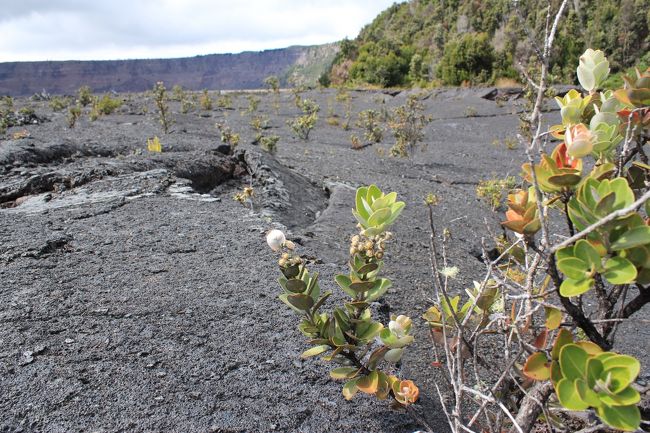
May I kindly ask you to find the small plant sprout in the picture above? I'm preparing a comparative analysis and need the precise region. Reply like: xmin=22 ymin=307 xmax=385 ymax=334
xmin=233 ymin=186 xmax=254 ymax=208
xmin=146 ymin=136 xmax=162 ymax=153
xmin=216 ymin=122 xmax=240 ymax=154
xmin=267 ymin=185 xmax=419 ymax=411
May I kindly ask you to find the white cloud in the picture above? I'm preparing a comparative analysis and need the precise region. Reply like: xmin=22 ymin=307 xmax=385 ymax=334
xmin=0 ymin=0 xmax=398 ymax=62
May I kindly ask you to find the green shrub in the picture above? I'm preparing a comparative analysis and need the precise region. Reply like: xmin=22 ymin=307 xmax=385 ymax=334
xmin=152 ymin=81 xmax=173 ymax=134
xmin=259 ymin=135 xmax=280 ymax=153
xmin=388 ymin=95 xmax=431 ymax=157
xmin=200 ymin=90 xmax=213 ymax=111
xmin=437 ymin=33 xmax=494 ymax=85
xmin=96 ymin=94 xmax=122 ymax=115
xmin=49 ymin=96 xmax=71 ymax=112
xmin=356 ymin=109 xmax=383 ymax=143
xmin=77 ymin=86 xmax=93 ymax=107
xmin=67 ymin=104 xmax=82 ymax=128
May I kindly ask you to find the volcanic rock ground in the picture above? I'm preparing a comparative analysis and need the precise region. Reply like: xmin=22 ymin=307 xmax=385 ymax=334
xmin=1 ymin=88 xmax=648 ymax=432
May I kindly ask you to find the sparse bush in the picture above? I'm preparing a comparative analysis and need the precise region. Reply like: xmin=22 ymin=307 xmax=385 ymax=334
xmin=463 ymin=106 xmax=477 ymax=117
xmin=264 ymin=75 xmax=281 ymax=114
xmin=243 ymin=94 xmax=260 ymax=115
xmin=259 ymin=135 xmax=279 ymax=153
xmin=171 ymin=84 xmax=185 ymax=102
xmin=287 ymin=98 xmax=319 ymax=140
xmin=200 ymin=89 xmax=213 ymax=111
xmin=336 ymin=89 xmax=353 ymax=130
xmin=250 ymin=115 xmax=270 ymax=132
xmin=181 ymin=98 xmax=194 ymax=114
xmin=475 ymin=175 xmax=517 ymax=210
xmin=356 ymin=109 xmax=383 ymax=143
xmin=94 ymin=94 xmax=122 ymax=116
xmin=216 ymin=121 xmax=240 ymax=153
xmin=388 ymin=95 xmax=431 ymax=157
xmin=216 ymin=93 xmax=232 ymax=109
xmin=152 ymin=81 xmax=173 ymax=134
xmin=287 ymin=114 xmax=317 ymax=140
xmin=77 ymin=86 xmax=93 ymax=107
xmin=67 ymin=104 xmax=82 ymax=128
xmin=350 ymin=134 xmax=363 ymax=149
xmin=49 ymin=96 xmax=70 ymax=112
xmin=326 ymin=116 xmax=340 ymax=126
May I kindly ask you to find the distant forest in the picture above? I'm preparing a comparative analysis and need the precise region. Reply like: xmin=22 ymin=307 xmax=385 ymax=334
xmin=323 ymin=0 xmax=650 ymax=87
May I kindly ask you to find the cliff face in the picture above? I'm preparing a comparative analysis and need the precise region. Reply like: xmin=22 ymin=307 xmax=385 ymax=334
xmin=0 ymin=44 xmax=338 ymax=96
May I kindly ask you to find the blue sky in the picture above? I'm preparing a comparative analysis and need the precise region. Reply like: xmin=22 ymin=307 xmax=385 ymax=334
xmin=0 ymin=0 xmax=398 ymax=62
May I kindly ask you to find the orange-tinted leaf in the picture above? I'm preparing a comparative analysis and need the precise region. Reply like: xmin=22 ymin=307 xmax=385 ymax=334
xmin=523 ymin=352 xmax=551 ymax=380
xmin=534 ymin=329 xmax=548 ymax=349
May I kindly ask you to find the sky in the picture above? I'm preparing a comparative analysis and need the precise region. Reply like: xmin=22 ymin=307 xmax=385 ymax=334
xmin=0 ymin=0 xmax=397 ymax=63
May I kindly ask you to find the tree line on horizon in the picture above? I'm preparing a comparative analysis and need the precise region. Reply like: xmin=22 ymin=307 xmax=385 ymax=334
xmin=320 ymin=0 xmax=649 ymax=88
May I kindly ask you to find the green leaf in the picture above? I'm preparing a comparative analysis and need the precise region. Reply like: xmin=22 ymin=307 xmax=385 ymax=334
xmin=301 ymin=344 xmax=330 ymax=358
xmin=575 ymin=378 xmax=601 ymax=407
xmin=574 ymin=239 xmax=602 ymax=268
xmin=556 ymin=378 xmax=589 ymax=410
xmin=352 ymin=210 xmax=368 ymax=228
xmin=330 ymin=367 xmax=359 ymax=380
xmin=278 ymin=293 xmax=303 ymax=313
xmin=523 ymin=352 xmax=551 ymax=380
xmin=349 ymin=280 xmax=379 ymax=294
xmin=610 ymin=226 xmax=650 ymax=251
xmin=551 ymin=329 xmax=574 ymax=360
xmin=356 ymin=370 xmax=379 ymax=394
xmin=548 ymin=173 xmax=582 ymax=187
xmin=596 ymin=404 xmax=641 ymax=431
xmin=598 ymin=386 xmax=640 ymax=407
xmin=357 ymin=263 xmax=378 ymax=276
xmin=560 ymin=277 xmax=594 ymax=297
xmin=285 ymin=279 xmax=307 ymax=293
xmin=367 ymin=207 xmax=392 ymax=227
xmin=544 ymin=306 xmax=563 ymax=330
xmin=609 ymin=178 xmax=635 ymax=209
xmin=365 ymin=278 xmax=392 ymax=302
xmin=342 ymin=378 xmax=359 ymax=400
xmin=335 ymin=274 xmax=356 ymax=298
xmin=384 ymin=348 xmax=404 ymax=363
xmin=286 ymin=293 xmax=314 ymax=311
xmin=357 ymin=321 xmax=383 ymax=341
xmin=385 ymin=201 xmax=405 ymax=225
xmin=559 ymin=344 xmax=588 ymax=381
xmin=601 ymin=355 xmax=641 ymax=383
xmin=603 ymin=256 xmax=637 ymax=285
xmin=557 ymin=257 xmax=590 ymax=280
xmin=586 ymin=357 xmax=604 ymax=388
xmin=366 ymin=185 xmax=381 ymax=203
xmin=355 ymin=187 xmax=368 ymax=218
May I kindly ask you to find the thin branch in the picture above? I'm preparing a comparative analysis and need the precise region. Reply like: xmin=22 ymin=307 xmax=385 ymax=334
xmin=549 ymin=189 xmax=650 ymax=254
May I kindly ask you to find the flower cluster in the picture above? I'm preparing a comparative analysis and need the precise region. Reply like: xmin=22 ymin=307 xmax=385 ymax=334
xmin=349 ymin=232 xmax=392 ymax=259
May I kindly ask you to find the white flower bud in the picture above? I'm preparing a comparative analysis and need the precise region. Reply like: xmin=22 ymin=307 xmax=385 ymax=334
xmin=266 ymin=229 xmax=286 ymax=252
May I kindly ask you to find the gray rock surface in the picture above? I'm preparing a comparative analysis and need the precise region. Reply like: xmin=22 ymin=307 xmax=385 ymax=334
xmin=1 ymin=88 xmax=646 ymax=432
